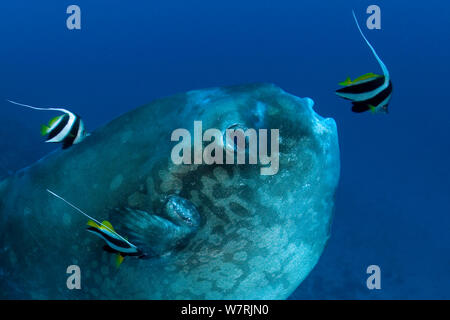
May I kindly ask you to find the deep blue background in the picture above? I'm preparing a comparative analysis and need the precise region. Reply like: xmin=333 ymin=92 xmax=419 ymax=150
xmin=0 ymin=1 xmax=449 ymax=299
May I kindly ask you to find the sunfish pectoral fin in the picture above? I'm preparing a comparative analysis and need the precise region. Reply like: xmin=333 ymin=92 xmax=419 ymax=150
xmin=115 ymin=195 xmax=201 ymax=257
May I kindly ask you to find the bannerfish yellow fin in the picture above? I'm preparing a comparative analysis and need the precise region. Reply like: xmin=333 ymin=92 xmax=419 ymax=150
xmin=41 ymin=116 xmax=63 ymax=136
xmin=40 ymin=125 xmax=50 ymax=136
xmin=339 ymin=77 xmax=352 ymax=86
xmin=87 ymin=220 xmax=100 ymax=228
xmin=339 ymin=73 xmax=382 ymax=86
xmin=369 ymin=105 xmax=377 ymax=113
xmin=48 ymin=115 xmax=62 ymax=127
xmin=100 ymin=220 xmax=115 ymax=232
xmin=116 ymin=254 xmax=124 ymax=267
xmin=352 ymin=73 xmax=382 ymax=84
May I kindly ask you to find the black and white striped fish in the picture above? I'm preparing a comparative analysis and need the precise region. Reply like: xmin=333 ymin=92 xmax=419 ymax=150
xmin=86 ymin=220 xmax=146 ymax=266
xmin=47 ymin=190 xmax=147 ymax=267
xmin=336 ymin=11 xmax=393 ymax=114
xmin=7 ymin=100 xmax=87 ymax=149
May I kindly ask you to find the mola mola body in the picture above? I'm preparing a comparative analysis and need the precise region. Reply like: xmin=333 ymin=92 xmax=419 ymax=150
xmin=0 ymin=83 xmax=339 ymax=299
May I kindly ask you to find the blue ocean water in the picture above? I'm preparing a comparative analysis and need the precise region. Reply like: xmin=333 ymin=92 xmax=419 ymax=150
xmin=0 ymin=0 xmax=448 ymax=299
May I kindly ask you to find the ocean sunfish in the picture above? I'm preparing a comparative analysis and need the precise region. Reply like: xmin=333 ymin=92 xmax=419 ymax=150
xmin=0 ymin=83 xmax=340 ymax=299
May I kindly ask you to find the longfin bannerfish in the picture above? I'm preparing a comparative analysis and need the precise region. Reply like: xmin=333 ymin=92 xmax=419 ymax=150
xmin=86 ymin=220 xmax=144 ymax=267
xmin=7 ymin=100 xmax=87 ymax=149
xmin=46 ymin=189 xmax=147 ymax=267
xmin=336 ymin=11 xmax=393 ymax=114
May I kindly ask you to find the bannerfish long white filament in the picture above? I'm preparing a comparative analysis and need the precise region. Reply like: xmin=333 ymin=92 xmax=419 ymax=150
xmin=7 ymin=100 xmax=87 ymax=149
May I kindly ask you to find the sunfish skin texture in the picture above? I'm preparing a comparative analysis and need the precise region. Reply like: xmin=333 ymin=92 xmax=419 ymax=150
xmin=0 ymin=83 xmax=340 ymax=299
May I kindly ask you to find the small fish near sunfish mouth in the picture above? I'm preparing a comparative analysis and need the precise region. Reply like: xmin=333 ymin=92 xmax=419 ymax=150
xmin=336 ymin=11 xmax=393 ymax=114
xmin=7 ymin=100 xmax=88 ymax=149
xmin=47 ymin=189 xmax=147 ymax=267
xmin=86 ymin=220 xmax=147 ymax=267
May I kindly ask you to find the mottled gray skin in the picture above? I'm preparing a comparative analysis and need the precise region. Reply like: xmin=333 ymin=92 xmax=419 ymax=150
xmin=0 ymin=83 xmax=340 ymax=299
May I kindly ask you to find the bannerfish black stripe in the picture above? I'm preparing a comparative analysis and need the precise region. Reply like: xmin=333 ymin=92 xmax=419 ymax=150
xmin=103 ymin=245 xmax=120 ymax=254
xmin=351 ymin=104 xmax=371 ymax=113
xmin=336 ymin=76 xmax=385 ymax=95
xmin=47 ymin=114 xmax=70 ymax=140
xmin=351 ymin=81 xmax=393 ymax=113
xmin=101 ymin=245 xmax=143 ymax=257
xmin=62 ymin=117 xmax=80 ymax=149
xmin=86 ymin=226 xmax=133 ymax=249
xmin=73 ymin=117 xmax=85 ymax=145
